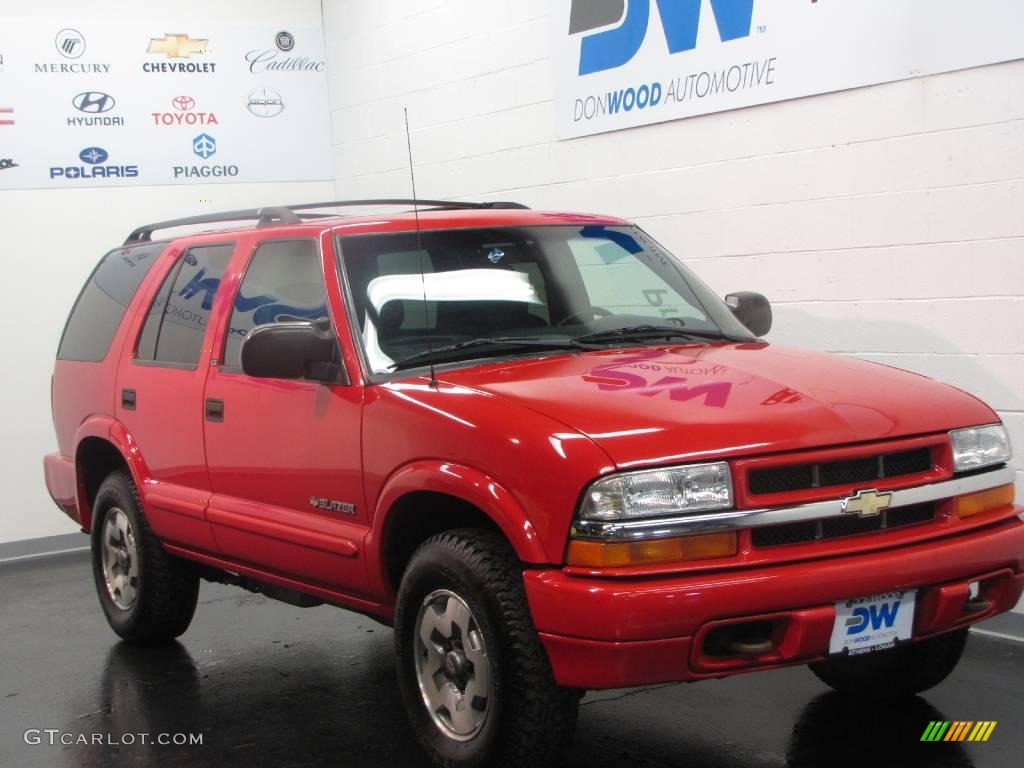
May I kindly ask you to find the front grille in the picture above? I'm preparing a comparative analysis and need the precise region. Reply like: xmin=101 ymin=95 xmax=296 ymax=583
xmin=747 ymin=447 xmax=932 ymax=495
xmin=751 ymin=503 xmax=936 ymax=548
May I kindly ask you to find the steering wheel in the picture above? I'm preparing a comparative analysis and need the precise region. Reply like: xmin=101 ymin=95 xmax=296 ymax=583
xmin=557 ymin=307 xmax=613 ymax=327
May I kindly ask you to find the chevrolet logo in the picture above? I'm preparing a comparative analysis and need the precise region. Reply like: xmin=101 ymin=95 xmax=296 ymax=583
xmin=841 ymin=489 xmax=892 ymax=518
xmin=147 ymin=34 xmax=209 ymax=58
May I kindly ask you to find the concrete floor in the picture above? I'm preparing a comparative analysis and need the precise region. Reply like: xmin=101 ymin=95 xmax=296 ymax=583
xmin=1 ymin=550 xmax=1021 ymax=768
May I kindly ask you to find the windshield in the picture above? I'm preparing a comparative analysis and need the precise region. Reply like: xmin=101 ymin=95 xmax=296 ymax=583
xmin=337 ymin=225 xmax=754 ymax=375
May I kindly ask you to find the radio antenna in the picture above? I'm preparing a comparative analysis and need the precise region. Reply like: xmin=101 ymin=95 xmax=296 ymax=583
xmin=404 ymin=107 xmax=437 ymax=388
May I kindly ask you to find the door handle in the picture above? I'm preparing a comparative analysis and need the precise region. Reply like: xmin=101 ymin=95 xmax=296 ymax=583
xmin=205 ymin=398 xmax=225 ymax=422
xmin=121 ymin=389 xmax=136 ymax=410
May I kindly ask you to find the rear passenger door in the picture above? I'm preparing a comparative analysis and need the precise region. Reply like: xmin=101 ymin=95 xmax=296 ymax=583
xmin=115 ymin=242 xmax=236 ymax=553
xmin=202 ymin=237 xmax=368 ymax=595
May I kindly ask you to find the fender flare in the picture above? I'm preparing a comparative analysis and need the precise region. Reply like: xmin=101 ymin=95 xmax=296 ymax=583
xmin=73 ymin=416 xmax=151 ymax=531
xmin=368 ymin=460 xmax=548 ymax=578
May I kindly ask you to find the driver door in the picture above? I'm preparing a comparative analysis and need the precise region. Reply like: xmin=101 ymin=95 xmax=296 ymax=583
xmin=203 ymin=235 xmax=369 ymax=596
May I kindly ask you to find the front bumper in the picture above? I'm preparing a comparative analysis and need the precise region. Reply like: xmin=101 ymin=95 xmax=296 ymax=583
xmin=525 ymin=515 xmax=1024 ymax=689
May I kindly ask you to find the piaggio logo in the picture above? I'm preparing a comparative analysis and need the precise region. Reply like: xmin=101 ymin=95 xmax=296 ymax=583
xmin=921 ymin=721 xmax=997 ymax=742
xmin=570 ymin=0 xmax=755 ymax=75
xmin=192 ymin=133 xmax=216 ymax=160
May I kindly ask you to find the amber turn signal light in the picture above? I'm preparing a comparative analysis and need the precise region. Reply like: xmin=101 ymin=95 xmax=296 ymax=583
xmin=956 ymin=484 xmax=1015 ymax=519
xmin=567 ymin=531 xmax=738 ymax=568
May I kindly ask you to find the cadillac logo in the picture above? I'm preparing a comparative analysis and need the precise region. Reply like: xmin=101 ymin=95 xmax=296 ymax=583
xmin=841 ymin=489 xmax=892 ymax=519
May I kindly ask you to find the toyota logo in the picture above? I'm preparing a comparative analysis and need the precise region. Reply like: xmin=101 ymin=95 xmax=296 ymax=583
xmin=72 ymin=92 xmax=115 ymax=114
xmin=79 ymin=147 xmax=109 ymax=165
xmin=56 ymin=28 xmax=86 ymax=59
xmin=172 ymin=95 xmax=196 ymax=112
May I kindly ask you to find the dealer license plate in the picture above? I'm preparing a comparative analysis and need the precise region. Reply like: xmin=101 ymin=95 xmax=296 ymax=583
xmin=828 ymin=590 xmax=916 ymax=656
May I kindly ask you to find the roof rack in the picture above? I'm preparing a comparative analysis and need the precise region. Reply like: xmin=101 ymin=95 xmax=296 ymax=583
xmin=123 ymin=199 xmax=530 ymax=245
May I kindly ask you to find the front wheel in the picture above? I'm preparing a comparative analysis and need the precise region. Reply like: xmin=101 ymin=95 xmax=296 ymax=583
xmin=394 ymin=528 xmax=579 ymax=768
xmin=809 ymin=628 xmax=968 ymax=698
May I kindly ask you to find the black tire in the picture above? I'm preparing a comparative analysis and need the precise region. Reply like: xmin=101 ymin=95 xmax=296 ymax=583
xmin=809 ymin=628 xmax=968 ymax=698
xmin=90 ymin=470 xmax=199 ymax=644
xmin=394 ymin=528 xmax=578 ymax=768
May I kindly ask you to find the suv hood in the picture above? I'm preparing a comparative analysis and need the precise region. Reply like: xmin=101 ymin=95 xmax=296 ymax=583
xmin=437 ymin=344 xmax=996 ymax=469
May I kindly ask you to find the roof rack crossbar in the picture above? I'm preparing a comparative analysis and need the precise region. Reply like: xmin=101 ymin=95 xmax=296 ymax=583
xmin=123 ymin=198 xmax=530 ymax=245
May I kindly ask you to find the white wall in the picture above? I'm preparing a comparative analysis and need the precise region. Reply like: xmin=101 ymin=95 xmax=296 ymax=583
xmin=3 ymin=0 xmax=332 ymax=543
xmin=324 ymin=0 xmax=1024 ymax=499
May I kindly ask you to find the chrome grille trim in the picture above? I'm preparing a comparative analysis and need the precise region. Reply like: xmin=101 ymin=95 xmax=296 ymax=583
xmin=571 ymin=465 xmax=1014 ymax=542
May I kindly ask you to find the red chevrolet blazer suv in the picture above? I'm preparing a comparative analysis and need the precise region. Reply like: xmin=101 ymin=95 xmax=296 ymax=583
xmin=45 ymin=200 xmax=1022 ymax=767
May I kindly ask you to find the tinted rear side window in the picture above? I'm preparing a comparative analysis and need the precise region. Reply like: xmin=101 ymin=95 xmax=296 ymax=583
xmin=136 ymin=243 xmax=234 ymax=367
xmin=57 ymin=242 xmax=166 ymax=362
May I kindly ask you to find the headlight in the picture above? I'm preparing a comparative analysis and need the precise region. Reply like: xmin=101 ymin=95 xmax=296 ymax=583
xmin=950 ymin=425 xmax=1012 ymax=472
xmin=579 ymin=462 xmax=733 ymax=521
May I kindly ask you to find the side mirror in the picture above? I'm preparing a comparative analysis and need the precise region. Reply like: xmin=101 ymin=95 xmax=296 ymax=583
xmin=725 ymin=292 xmax=772 ymax=337
xmin=241 ymin=321 xmax=344 ymax=383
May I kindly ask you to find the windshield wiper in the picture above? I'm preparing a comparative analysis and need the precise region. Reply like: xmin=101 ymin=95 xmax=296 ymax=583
xmin=389 ymin=336 xmax=589 ymax=371
xmin=572 ymin=324 xmax=736 ymax=345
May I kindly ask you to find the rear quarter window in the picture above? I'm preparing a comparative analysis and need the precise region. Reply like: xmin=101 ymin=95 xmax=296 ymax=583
xmin=57 ymin=242 xmax=167 ymax=362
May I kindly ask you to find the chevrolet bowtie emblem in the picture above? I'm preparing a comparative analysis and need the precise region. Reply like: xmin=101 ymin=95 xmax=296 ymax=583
xmin=147 ymin=34 xmax=209 ymax=58
xmin=841 ymin=489 xmax=892 ymax=518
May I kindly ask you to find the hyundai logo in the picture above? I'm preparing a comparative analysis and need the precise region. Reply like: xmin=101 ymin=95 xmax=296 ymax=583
xmin=192 ymin=133 xmax=217 ymax=160
xmin=55 ymin=28 xmax=86 ymax=59
xmin=72 ymin=92 xmax=115 ymax=114
xmin=79 ymin=147 xmax=109 ymax=165
xmin=246 ymin=88 xmax=284 ymax=118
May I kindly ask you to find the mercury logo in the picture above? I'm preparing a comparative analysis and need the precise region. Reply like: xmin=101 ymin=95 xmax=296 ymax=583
xmin=55 ymin=28 xmax=86 ymax=59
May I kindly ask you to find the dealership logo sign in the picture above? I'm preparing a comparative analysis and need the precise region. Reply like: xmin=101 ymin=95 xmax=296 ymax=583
xmin=35 ymin=28 xmax=110 ymax=74
xmin=275 ymin=31 xmax=295 ymax=52
xmin=55 ymin=28 xmax=85 ymax=59
xmin=68 ymin=91 xmax=124 ymax=127
xmin=0 ymin=158 xmax=17 ymax=171
xmin=50 ymin=146 xmax=139 ymax=180
xmin=246 ymin=88 xmax=284 ymax=117
xmin=144 ymin=34 xmax=216 ymax=73
xmin=152 ymin=96 xmax=219 ymax=126
xmin=571 ymin=0 xmax=755 ymax=75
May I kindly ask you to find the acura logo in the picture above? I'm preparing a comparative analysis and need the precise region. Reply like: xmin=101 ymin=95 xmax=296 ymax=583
xmin=79 ymin=147 xmax=109 ymax=165
xmin=55 ymin=28 xmax=86 ymax=59
xmin=72 ymin=91 xmax=115 ymax=114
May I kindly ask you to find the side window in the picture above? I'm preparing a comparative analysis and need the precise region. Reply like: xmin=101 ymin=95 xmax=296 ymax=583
xmin=136 ymin=243 xmax=234 ymax=367
xmin=223 ymin=240 xmax=328 ymax=369
xmin=57 ymin=242 xmax=165 ymax=362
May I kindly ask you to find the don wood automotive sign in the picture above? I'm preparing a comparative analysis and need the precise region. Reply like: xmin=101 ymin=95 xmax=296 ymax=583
xmin=553 ymin=0 xmax=1024 ymax=139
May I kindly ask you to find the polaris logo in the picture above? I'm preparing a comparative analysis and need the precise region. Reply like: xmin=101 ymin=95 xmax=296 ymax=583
xmin=570 ymin=0 xmax=755 ymax=75
xmin=50 ymin=146 xmax=139 ymax=180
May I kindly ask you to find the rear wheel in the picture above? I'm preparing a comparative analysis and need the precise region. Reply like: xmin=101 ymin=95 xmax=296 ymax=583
xmin=809 ymin=628 xmax=968 ymax=697
xmin=394 ymin=528 xmax=579 ymax=768
xmin=91 ymin=470 xmax=199 ymax=644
